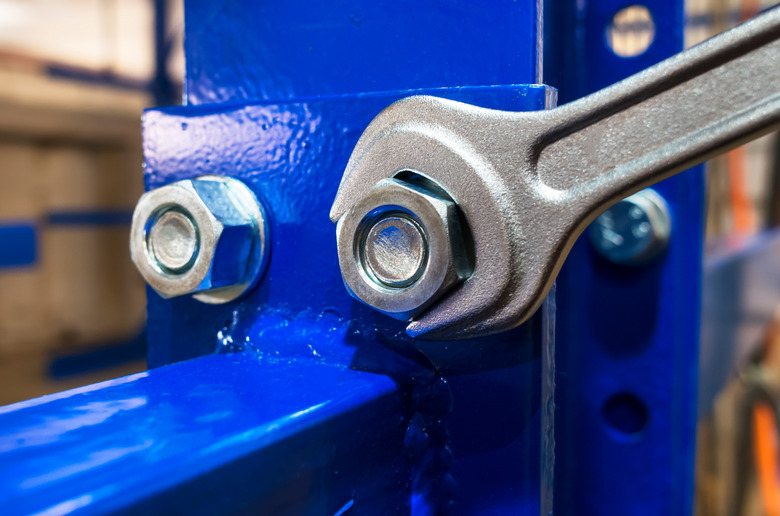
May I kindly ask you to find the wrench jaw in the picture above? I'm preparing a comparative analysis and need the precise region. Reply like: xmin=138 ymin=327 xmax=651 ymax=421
xmin=331 ymin=95 xmax=556 ymax=340
xmin=407 ymin=198 xmax=575 ymax=341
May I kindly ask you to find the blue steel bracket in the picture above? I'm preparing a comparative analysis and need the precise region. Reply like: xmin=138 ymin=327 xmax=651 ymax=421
xmin=142 ymin=85 xmax=553 ymax=371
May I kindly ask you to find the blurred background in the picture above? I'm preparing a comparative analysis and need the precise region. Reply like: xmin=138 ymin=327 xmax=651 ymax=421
xmin=0 ymin=0 xmax=182 ymax=403
xmin=0 ymin=0 xmax=778 ymax=514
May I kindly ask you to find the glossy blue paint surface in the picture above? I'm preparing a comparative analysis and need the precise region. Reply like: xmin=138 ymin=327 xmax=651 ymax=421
xmin=0 ymin=352 xmax=408 ymax=515
xmin=184 ymin=1 xmax=543 ymax=105
xmin=546 ymin=0 xmax=705 ymax=514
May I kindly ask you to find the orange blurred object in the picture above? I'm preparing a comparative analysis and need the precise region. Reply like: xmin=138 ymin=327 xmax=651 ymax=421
xmin=727 ymin=146 xmax=756 ymax=234
xmin=752 ymin=402 xmax=780 ymax=516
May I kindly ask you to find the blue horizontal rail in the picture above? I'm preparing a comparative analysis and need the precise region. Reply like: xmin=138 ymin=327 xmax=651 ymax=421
xmin=0 ymin=352 xmax=407 ymax=515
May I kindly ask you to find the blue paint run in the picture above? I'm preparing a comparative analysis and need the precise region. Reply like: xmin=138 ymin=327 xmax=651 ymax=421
xmin=0 ymin=223 xmax=37 ymax=269
xmin=545 ymin=0 xmax=704 ymax=514
xmin=0 ymin=352 xmax=408 ymax=515
xmin=46 ymin=210 xmax=133 ymax=226
xmin=333 ymin=499 xmax=354 ymax=516
xmin=184 ymin=0 xmax=543 ymax=105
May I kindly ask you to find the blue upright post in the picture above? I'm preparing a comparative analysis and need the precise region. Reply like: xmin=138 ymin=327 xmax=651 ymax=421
xmin=546 ymin=1 xmax=705 ymax=514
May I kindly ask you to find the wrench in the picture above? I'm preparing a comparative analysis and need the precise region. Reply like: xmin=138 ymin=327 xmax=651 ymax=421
xmin=330 ymin=7 xmax=780 ymax=340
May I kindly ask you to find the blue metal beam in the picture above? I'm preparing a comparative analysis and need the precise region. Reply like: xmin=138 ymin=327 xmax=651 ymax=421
xmin=0 ymin=352 xmax=408 ymax=515
xmin=146 ymin=2 xmax=552 ymax=511
xmin=141 ymin=85 xmax=553 ymax=514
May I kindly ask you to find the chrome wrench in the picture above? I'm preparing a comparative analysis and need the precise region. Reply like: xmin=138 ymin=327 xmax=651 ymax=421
xmin=330 ymin=7 xmax=780 ymax=340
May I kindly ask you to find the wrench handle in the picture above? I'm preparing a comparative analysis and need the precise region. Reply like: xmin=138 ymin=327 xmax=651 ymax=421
xmin=535 ymin=6 xmax=780 ymax=214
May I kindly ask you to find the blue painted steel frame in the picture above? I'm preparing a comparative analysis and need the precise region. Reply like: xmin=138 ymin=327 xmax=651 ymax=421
xmin=142 ymin=85 xmax=552 ymax=370
xmin=143 ymin=4 xmax=552 ymax=512
xmin=0 ymin=1 xmax=706 ymax=514
xmin=1 ymin=2 xmax=553 ymax=514
xmin=143 ymin=84 xmax=553 ymax=515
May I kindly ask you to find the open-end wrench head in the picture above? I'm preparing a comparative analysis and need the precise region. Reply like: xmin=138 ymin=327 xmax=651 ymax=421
xmin=332 ymin=8 xmax=780 ymax=340
xmin=330 ymin=96 xmax=567 ymax=340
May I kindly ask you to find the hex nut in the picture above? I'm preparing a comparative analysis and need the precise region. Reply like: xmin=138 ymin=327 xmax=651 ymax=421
xmin=336 ymin=176 xmax=472 ymax=320
xmin=130 ymin=175 xmax=270 ymax=304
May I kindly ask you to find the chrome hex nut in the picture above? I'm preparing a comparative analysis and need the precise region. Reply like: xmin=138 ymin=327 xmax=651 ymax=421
xmin=130 ymin=175 xmax=270 ymax=304
xmin=336 ymin=177 xmax=472 ymax=320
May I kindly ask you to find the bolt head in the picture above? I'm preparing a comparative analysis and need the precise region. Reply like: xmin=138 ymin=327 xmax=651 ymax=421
xmin=362 ymin=213 xmax=429 ymax=288
xmin=589 ymin=189 xmax=671 ymax=265
xmin=147 ymin=209 xmax=200 ymax=273
xmin=130 ymin=176 xmax=270 ymax=303
xmin=336 ymin=176 xmax=471 ymax=320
